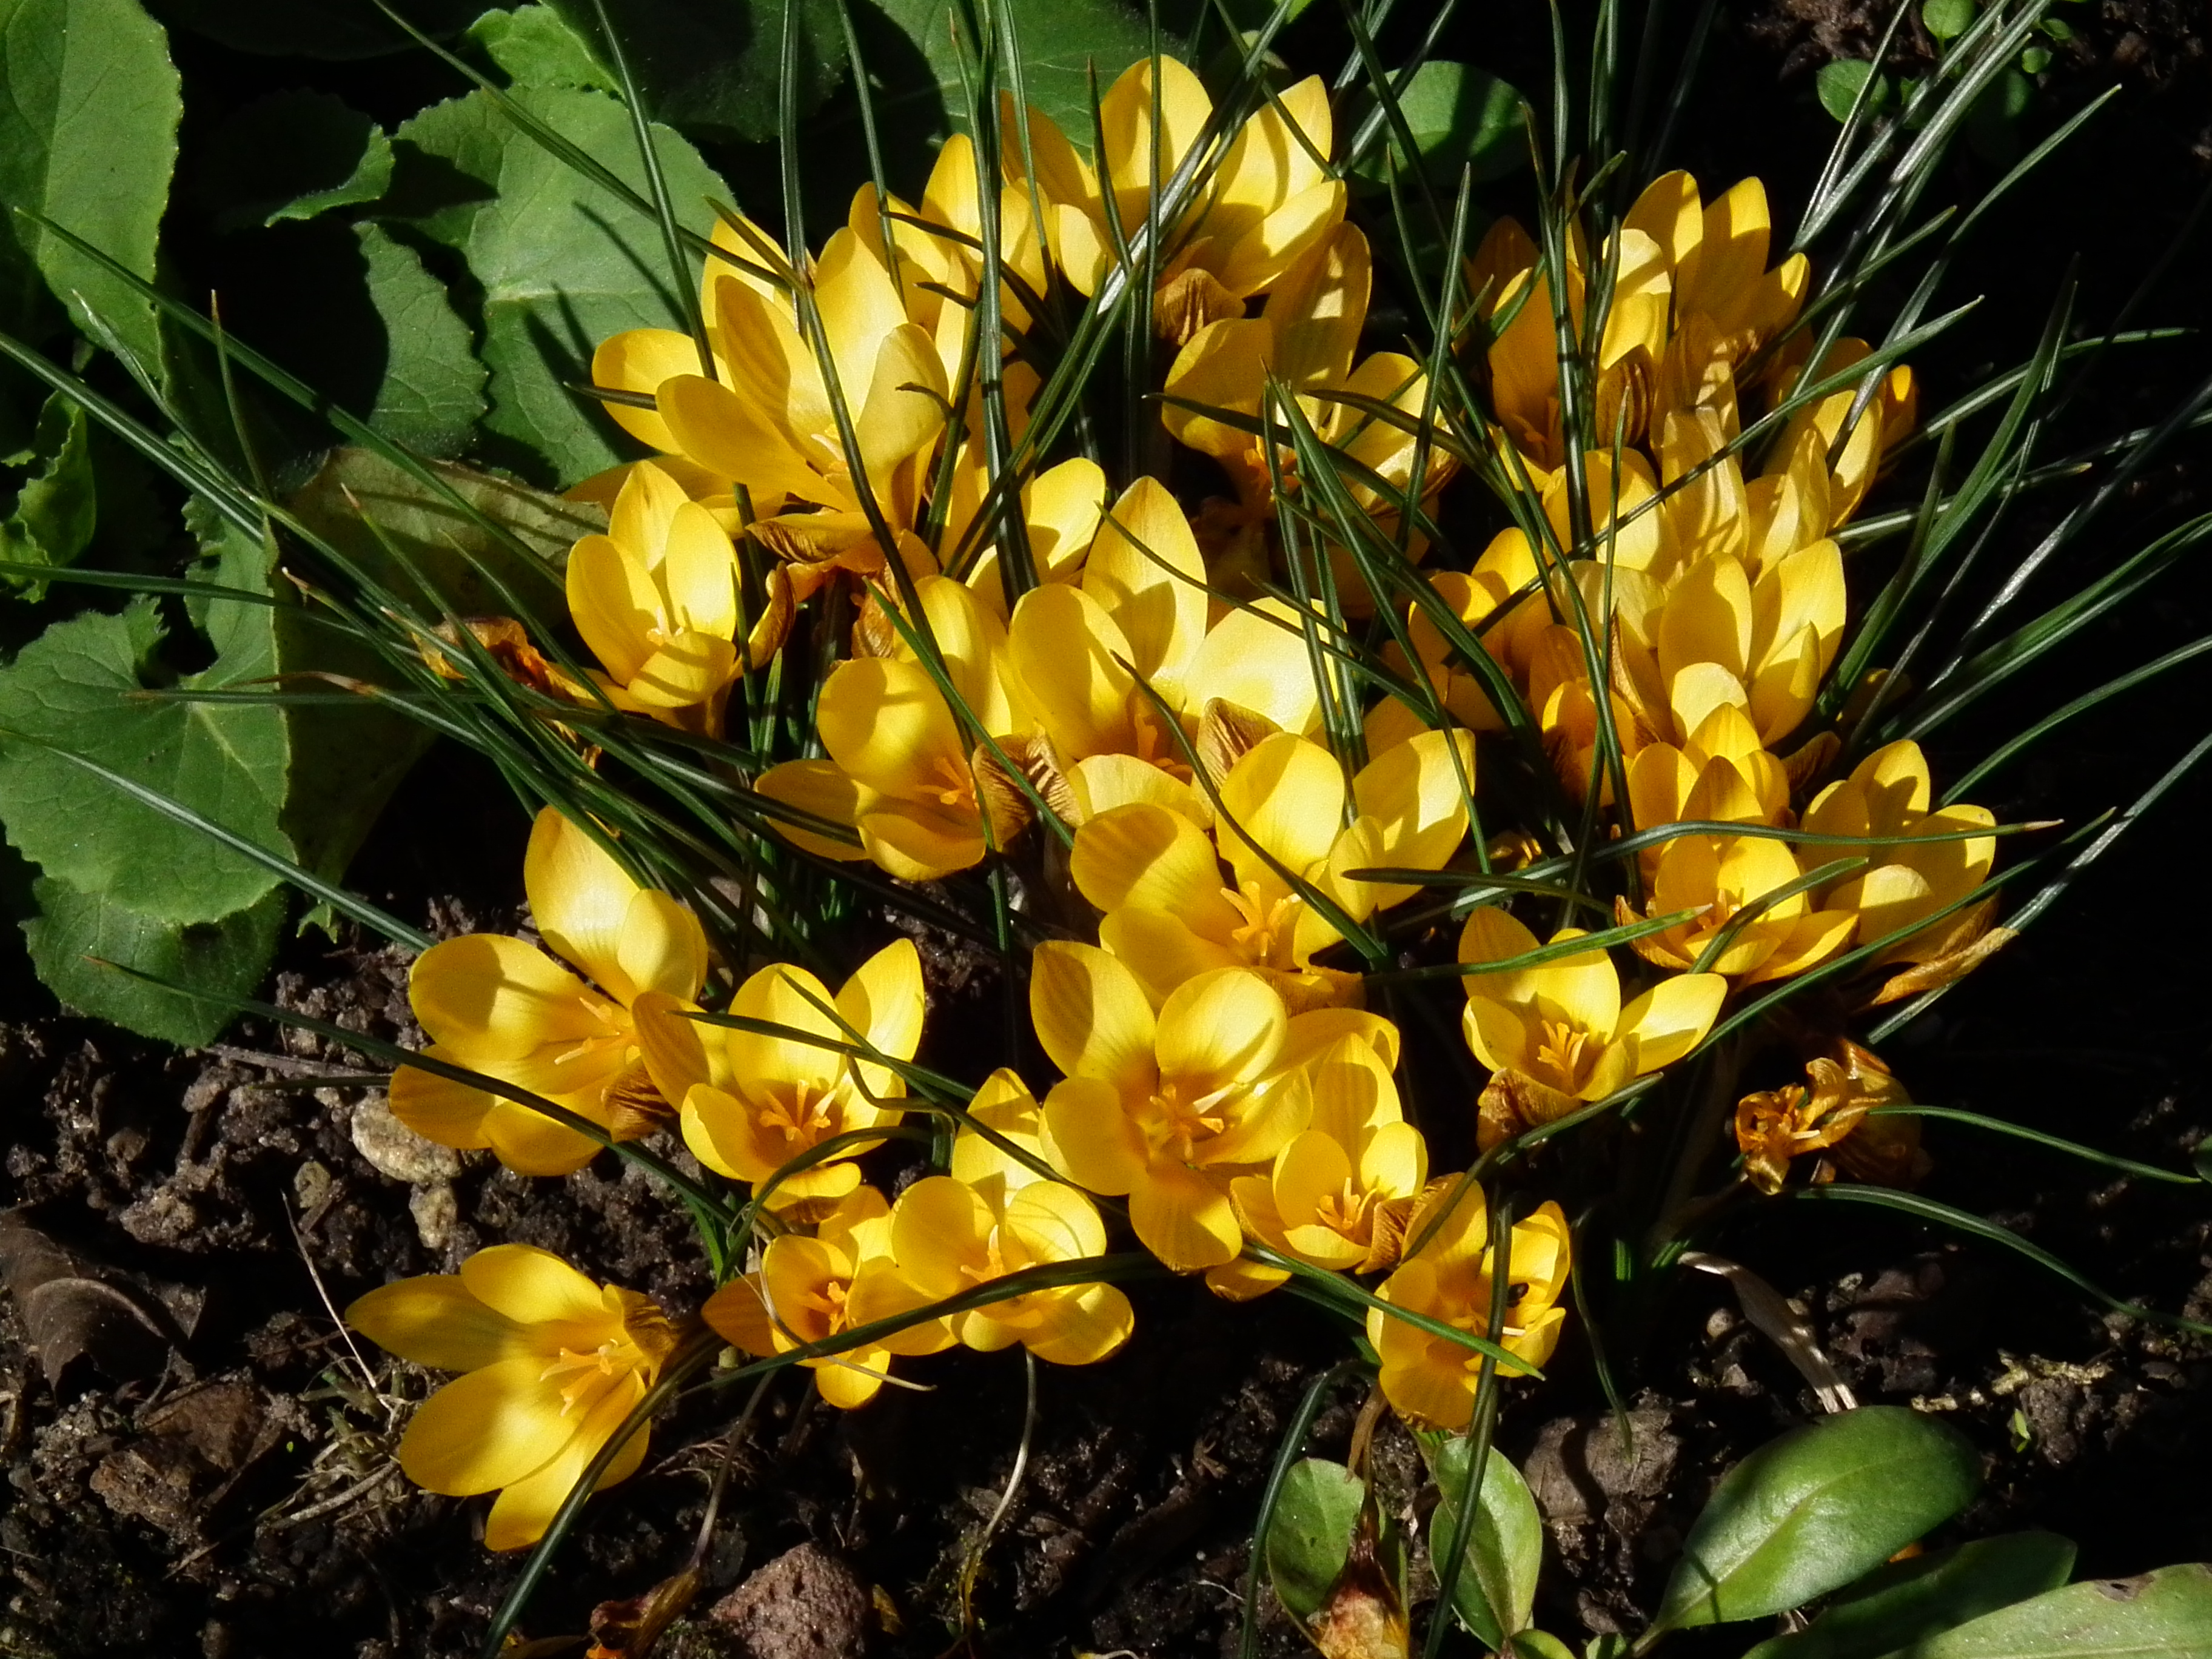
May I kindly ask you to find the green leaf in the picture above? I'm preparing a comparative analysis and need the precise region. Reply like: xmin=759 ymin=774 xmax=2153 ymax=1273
xmin=0 ymin=0 xmax=181 ymax=364
xmin=1654 ymin=1407 xmax=1982 ymax=1634
xmin=1744 ymin=1533 xmax=2077 ymax=1659
xmin=1431 ymin=1439 xmax=1544 ymax=1646
xmin=389 ymin=85 xmax=729 ymax=484
xmin=1869 ymin=1563 xmax=2212 ymax=1659
xmin=1817 ymin=59 xmax=1892 ymax=122
xmin=868 ymin=0 xmax=1161 ymax=152
xmin=1 ymin=391 xmax=96 ymax=594
xmin=150 ymin=0 xmax=483 ymax=59
xmin=0 ymin=596 xmax=287 ymax=925
xmin=2019 ymin=45 xmax=2052 ymax=75
xmin=1512 ymin=1634 xmax=1578 ymax=1659
xmin=285 ymin=444 xmax=597 ymax=629
xmin=355 ymin=222 xmax=489 ymax=457
xmin=469 ymin=3 xmax=617 ymax=92
xmin=540 ymin=0 xmax=846 ymax=141
xmin=1265 ymin=1458 xmax=1366 ymax=1623
xmin=1351 ymin=61 xmax=1529 ymax=189
xmin=198 ymin=91 xmax=394 ymax=230
xmin=1922 ymin=0 xmax=1976 ymax=42
xmin=21 ymin=878 xmax=287 ymax=1047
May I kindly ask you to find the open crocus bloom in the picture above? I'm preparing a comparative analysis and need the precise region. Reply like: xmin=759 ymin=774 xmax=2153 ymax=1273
xmin=392 ymin=809 xmax=707 ymax=1176
xmin=702 ymin=1186 xmax=917 ymax=1407
xmin=1008 ymin=58 xmax=1344 ymax=343
xmin=1068 ymin=728 xmax=1473 ymax=1011
xmin=566 ymin=461 xmax=746 ymax=735
xmin=1626 ymin=701 xmax=1792 ymax=869
xmin=1223 ymin=1032 xmax=1427 ymax=1298
xmin=1368 ymin=1190 xmax=1571 ymax=1432
xmin=1621 ymin=832 xmax=1857 ymax=985
xmin=757 ymin=575 xmax=1033 ymax=881
xmin=347 ymin=1245 xmax=679 ymax=1550
xmin=1801 ymin=740 xmax=1999 ymax=965
xmin=1458 ymin=908 xmax=1725 ymax=1150
xmin=882 ymin=1173 xmax=1133 ymax=1364
xmin=593 ymin=203 xmax=948 ymax=556
xmin=1008 ymin=477 xmax=1320 ymax=821
xmin=634 ymin=939 xmax=923 ymax=1212
xmin=1033 ymin=945 xmax=1312 ymax=1272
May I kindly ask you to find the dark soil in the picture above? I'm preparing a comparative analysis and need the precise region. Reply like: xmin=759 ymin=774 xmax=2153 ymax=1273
xmin=6 ymin=5 xmax=2212 ymax=1658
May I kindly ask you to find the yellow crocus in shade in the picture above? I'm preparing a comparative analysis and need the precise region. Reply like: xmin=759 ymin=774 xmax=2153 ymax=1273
xmin=756 ymin=575 xmax=1033 ymax=881
xmin=1222 ymin=1033 xmax=1427 ymax=1298
xmin=1009 ymin=60 xmax=1344 ymax=341
xmin=1033 ymin=945 xmax=1312 ymax=1272
xmin=1801 ymin=740 xmax=1999 ymax=966
xmin=1364 ymin=528 xmax=1538 ymax=754
xmin=1007 ymin=477 xmax=1320 ymax=819
xmin=880 ymin=1172 xmax=1134 ymax=1364
xmin=346 ymin=1244 xmax=679 ymax=1550
xmin=634 ymin=939 xmax=923 ymax=1211
xmin=1762 ymin=333 xmax=1919 ymax=533
xmin=593 ymin=204 xmax=948 ymax=554
xmin=1068 ymin=728 xmax=1473 ymax=1011
xmin=1626 ymin=702 xmax=1792 ymax=861
xmin=566 ymin=460 xmax=746 ymax=735
xmin=1458 ymin=907 xmax=1726 ymax=1150
xmin=1366 ymin=1188 xmax=1571 ymax=1432
xmin=1619 ymin=833 xmax=1858 ymax=985
xmin=700 ymin=1187 xmax=921 ymax=1408
xmin=391 ymin=809 xmax=706 ymax=1177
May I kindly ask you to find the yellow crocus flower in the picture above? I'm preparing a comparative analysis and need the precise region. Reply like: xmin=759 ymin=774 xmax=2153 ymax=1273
xmin=1068 ymin=728 xmax=1473 ymax=1010
xmin=1010 ymin=59 xmax=1344 ymax=341
xmin=1366 ymin=1189 xmax=1571 ymax=1432
xmin=1620 ymin=833 xmax=1858 ymax=985
xmin=1032 ymin=945 xmax=1313 ymax=1272
xmin=757 ymin=575 xmax=1033 ymax=881
xmin=882 ymin=1173 xmax=1134 ymax=1364
xmin=1007 ymin=477 xmax=1320 ymax=821
xmin=391 ymin=809 xmax=706 ymax=1176
xmin=1626 ymin=702 xmax=1791 ymax=856
xmin=1801 ymin=740 xmax=1997 ymax=965
xmin=566 ymin=460 xmax=746 ymax=735
xmin=634 ymin=939 xmax=923 ymax=1211
xmin=1458 ymin=908 xmax=1726 ymax=1149
xmin=1364 ymin=528 xmax=1539 ymax=754
xmin=346 ymin=1244 xmax=679 ymax=1550
xmin=701 ymin=1186 xmax=923 ymax=1407
xmin=594 ymin=203 xmax=948 ymax=553
xmin=1224 ymin=1032 xmax=1427 ymax=1297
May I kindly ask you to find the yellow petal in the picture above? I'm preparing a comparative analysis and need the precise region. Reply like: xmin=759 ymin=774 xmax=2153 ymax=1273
xmin=388 ymin=1056 xmax=496 ymax=1150
xmin=659 ymin=500 xmax=740 ymax=640
xmin=616 ymin=889 xmax=708 ymax=1005
xmin=853 ymin=321 xmax=950 ymax=499
xmin=857 ymin=799 xmax=990 ymax=882
xmin=1349 ymin=728 xmax=1474 ymax=905
xmin=658 ymin=374 xmax=831 ymax=511
xmin=755 ymin=759 xmax=872 ymax=863
xmin=1624 ymin=170 xmax=1703 ymax=269
xmin=837 ymin=938 xmax=924 ymax=1099
xmin=1021 ymin=1282 xmax=1134 ymax=1364
xmin=888 ymin=1174 xmax=993 ymax=1297
xmin=1098 ymin=909 xmax=1246 ymax=1008
xmin=567 ymin=534 xmax=659 ymax=685
xmin=1184 ymin=598 xmax=1324 ymax=737
xmin=523 ymin=808 xmax=643 ymax=1004
xmin=1214 ymin=179 xmax=1346 ymax=298
xmin=817 ymin=656 xmax=965 ymax=796
xmin=590 ymin=328 xmax=697 ymax=452
xmin=726 ymin=962 xmax=843 ymax=1098
xmin=1084 ymin=476 xmax=1209 ymax=685
xmin=1071 ymin=802 xmax=1227 ymax=918
xmin=1024 ymin=456 xmax=1108 ymax=583
xmin=397 ymin=1356 xmax=572 ymax=1495
xmin=1617 ymin=973 xmax=1727 ymax=1074
xmin=481 ymin=1375 xmax=647 ymax=1550
xmin=1217 ymin=732 xmax=1345 ymax=889
xmin=1130 ymin=1159 xmax=1242 ymax=1271
xmin=1361 ymin=1119 xmax=1427 ymax=1200
xmin=1042 ymin=1074 xmax=1148 ymax=1195
xmin=1009 ymin=582 xmax=1141 ymax=760
xmin=1161 ymin=316 xmax=1270 ymax=460
xmin=1156 ymin=967 xmax=1287 ymax=1091
xmin=346 ymin=1275 xmax=526 ymax=1372
xmin=409 ymin=933 xmax=608 ymax=1060
xmin=1068 ymin=753 xmax=1212 ymax=825
xmin=1030 ymin=940 xmax=1156 ymax=1091
xmin=1268 ymin=222 xmax=1369 ymax=391
xmin=702 ymin=1275 xmax=779 ymax=1355
xmin=481 ymin=1098 xmax=608 ymax=1176
xmin=460 ymin=1243 xmax=610 ymax=1328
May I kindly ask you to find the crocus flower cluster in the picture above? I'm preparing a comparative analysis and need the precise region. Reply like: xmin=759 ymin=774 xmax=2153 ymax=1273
xmin=344 ymin=57 xmax=2017 ymax=1549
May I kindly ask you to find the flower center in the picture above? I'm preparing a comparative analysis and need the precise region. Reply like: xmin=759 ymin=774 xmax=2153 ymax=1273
xmin=1222 ymin=885 xmax=1301 ymax=967
xmin=1128 ymin=705 xmax=1193 ymax=779
xmin=539 ymin=1336 xmax=649 ymax=1415
xmin=1534 ymin=1019 xmax=1597 ymax=1093
xmin=958 ymin=1229 xmax=1010 ymax=1285
xmin=1314 ymin=1180 xmax=1375 ymax=1238
xmin=758 ymin=1080 xmax=837 ymax=1144
xmin=922 ymin=752 xmax=977 ymax=811
xmin=1148 ymin=1078 xmax=1235 ymax=1164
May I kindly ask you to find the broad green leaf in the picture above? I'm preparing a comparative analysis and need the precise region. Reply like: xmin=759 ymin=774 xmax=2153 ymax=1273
xmin=1511 ymin=1634 xmax=1578 ymax=1659
xmin=355 ymin=223 xmax=489 ymax=458
xmin=868 ymin=0 xmax=1161 ymax=154
xmin=0 ymin=597 xmax=287 ymax=925
xmin=1870 ymin=1563 xmax=2212 ymax=1659
xmin=541 ymin=0 xmax=846 ymax=142
xmin=1 ymin=391 xmax=96 ymax=594
xmin=21 ymin=879 xmax=287 ymax=1047
xmin=1654 ymin=1407 xmax=1981 ymax=1634
xmin=198 ymin=92 xmax=394 ymax=230
xmin=469 ymin=4 xmax=617 ymax=92
xmin=1744 ymin=1533 xmax=2077 ymax=1659
xmin=1430 ymin=1438 xmax=1544 ymax=1646
xmin=285 ymin=445 xmax=597 ymax=629
xmin=1352 ymin=61 xmax=1528 ymax=189
xmin=1922 ymin=0 xmax=1976 ymax=42
xmin=149 ymin=0 xmax=482 ymax=59
xmin=0 ymin=0 xmax=181 ymax=364
xmin=1817 ymin=60 xmax=1892 ymax=122
xmin=390 ymin=85 xmax=729 ymax=484
xmin=1265 ymin=1458 xmax=1366 ymax=1623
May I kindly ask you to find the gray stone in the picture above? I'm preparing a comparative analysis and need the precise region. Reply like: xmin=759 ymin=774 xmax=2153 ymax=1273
xmin=349 ymin=1093 xmax=462 ymax=1185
